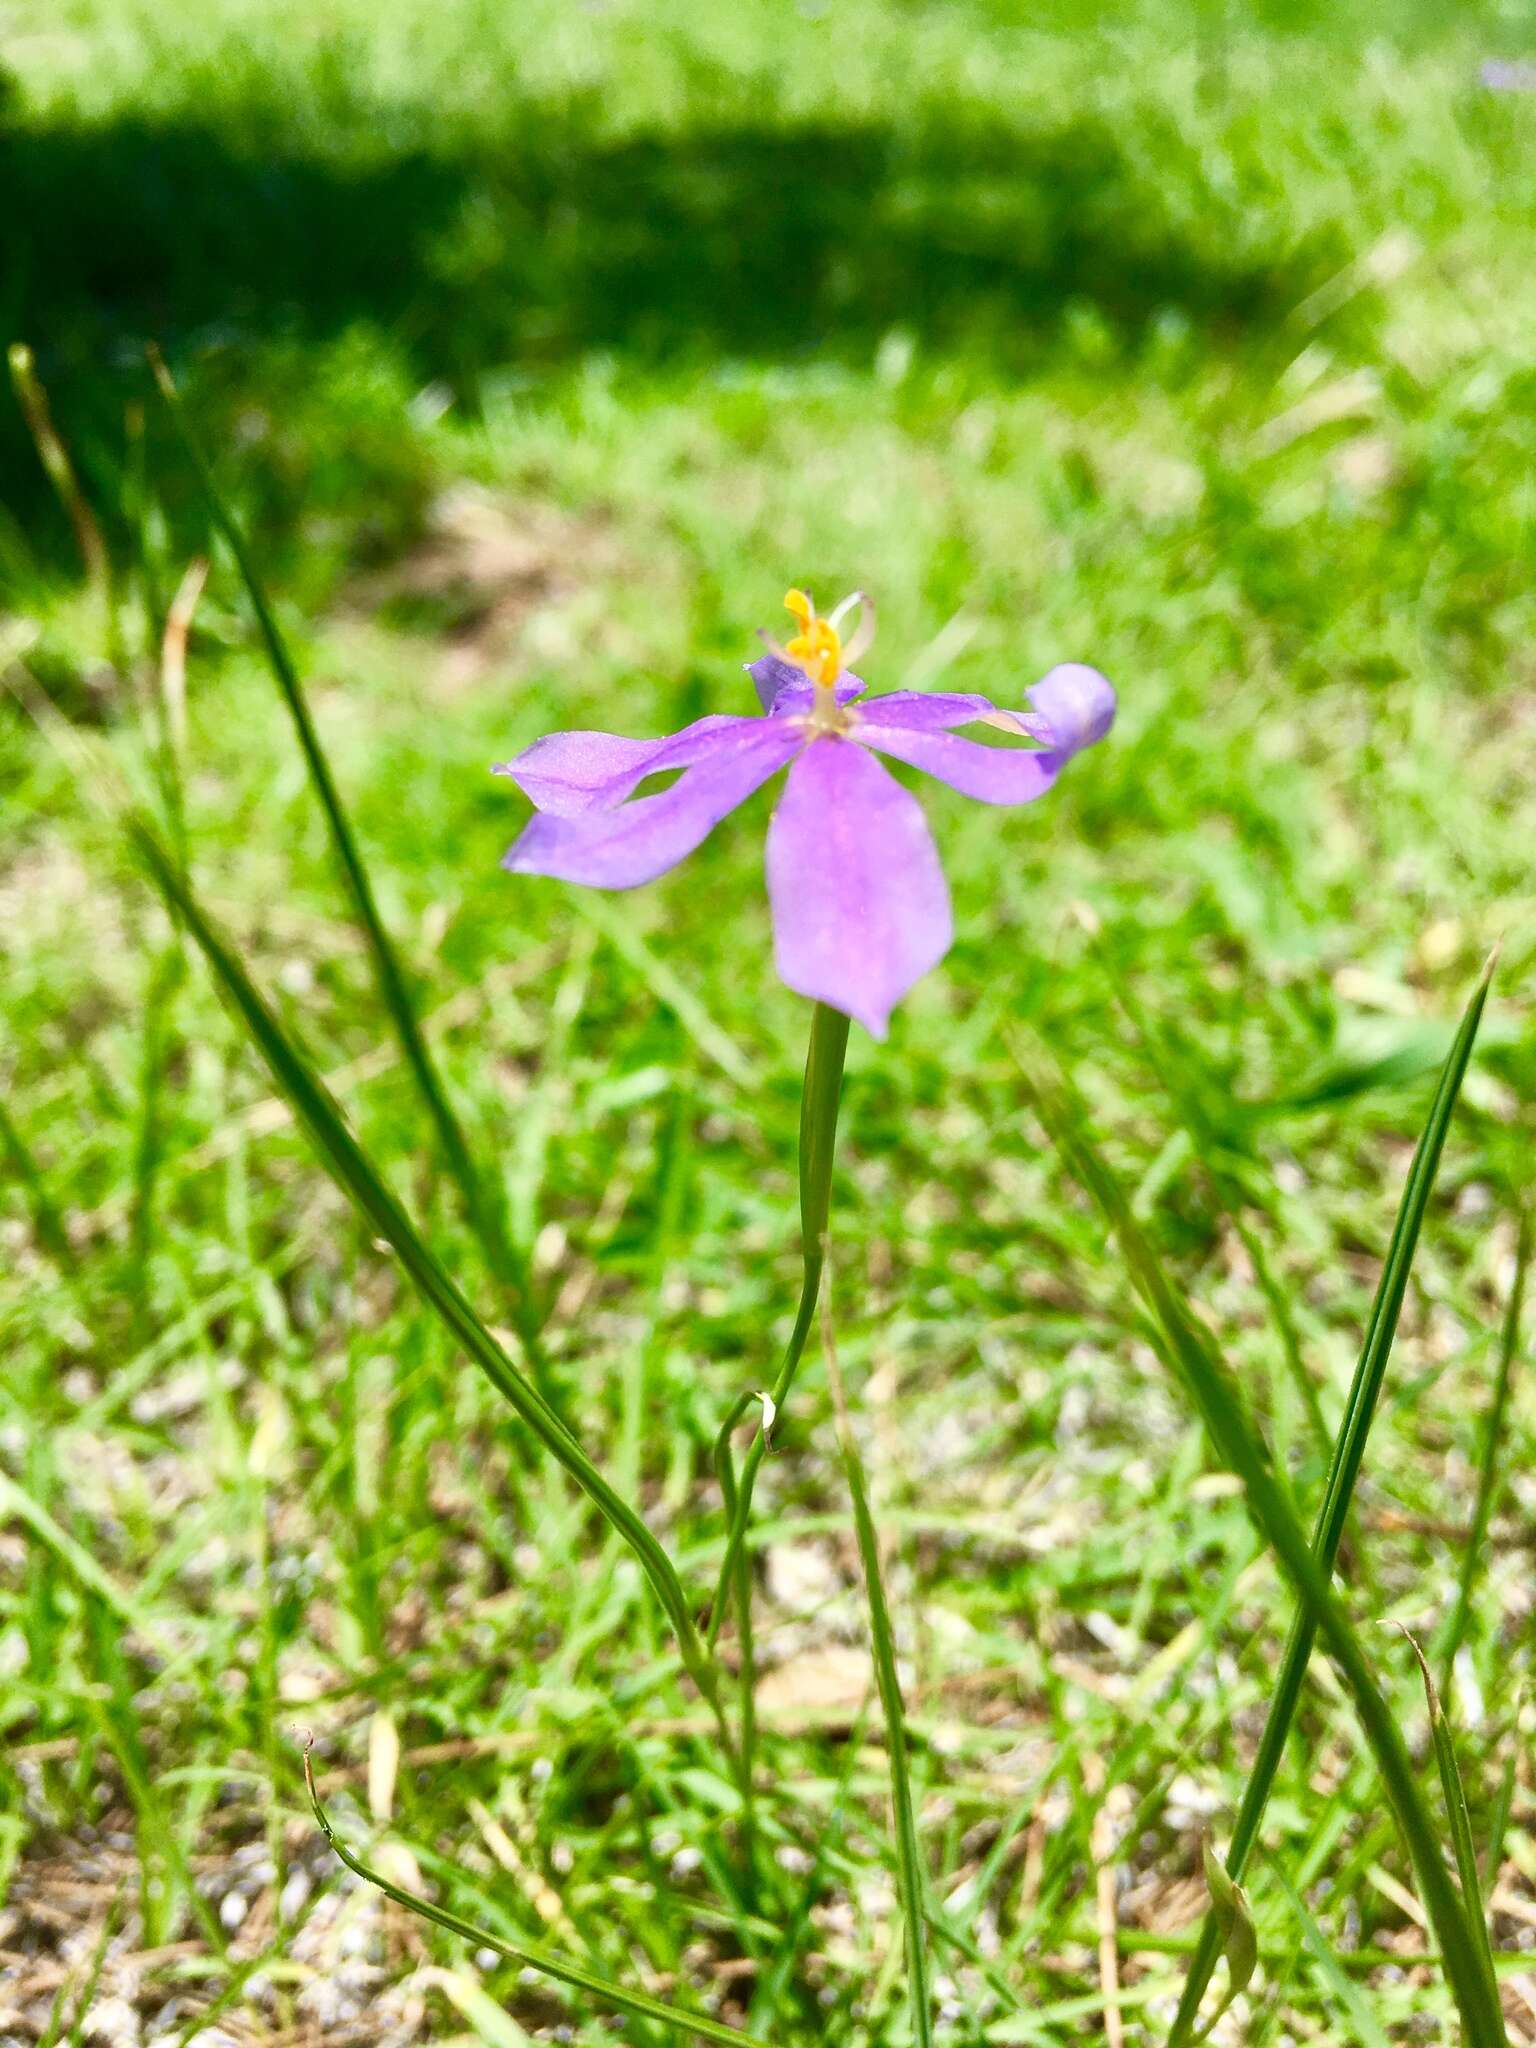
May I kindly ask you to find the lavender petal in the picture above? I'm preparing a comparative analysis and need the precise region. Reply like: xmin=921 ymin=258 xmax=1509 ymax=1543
xmin=1024 ymin=663 xmax=1117 ymax=756
xmin=765 ymin=736 xmax=952 ymax=1039
xmin=858 ymin=662 xmax=1114 ymax=803
xmin=494 ymin=714 xmax=763 ymax=816
xmin=854 ymin=722 xmax=1064 ymax=804
xmin=503 ymin=723 xmax=800 ymax=887
xmin=851 ymin=689 xmax=996 ymax=734
xmin=748 ymin=655 xmax=866 ymax=715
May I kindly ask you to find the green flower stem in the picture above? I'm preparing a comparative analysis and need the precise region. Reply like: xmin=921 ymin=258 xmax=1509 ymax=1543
xmin=707 ymin=1001 xmax=849 ymax=1651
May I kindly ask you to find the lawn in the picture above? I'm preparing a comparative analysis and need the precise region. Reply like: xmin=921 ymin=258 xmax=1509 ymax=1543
xmin=2 ymin=2 xmax=1535 ymax=2042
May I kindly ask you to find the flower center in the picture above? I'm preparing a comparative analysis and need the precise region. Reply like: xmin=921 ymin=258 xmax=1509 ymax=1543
xmin=783 ymin=589 xmax=844 ymax=689
xmin=779 ymin=587 xmax=880 ymax=736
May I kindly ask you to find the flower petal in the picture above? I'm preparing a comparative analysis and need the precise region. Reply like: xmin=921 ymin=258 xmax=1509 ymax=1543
xmin=503 ymin=722 xmax=799 ymax=888
xmin=853 ymin=722 xmax=1061 ymax=804
xmin=494 ymin=714 xmax=763 ymax=816
xmin=855 ymin=663 xmax=1115 ymax=805
xmin=748 ymin=655 xmax=866 ymax=715
xmin=765 ymin=737 xmax=951 ymax=1039
xmin=1024 ymin=663 xmax=1117 ymax=756
xmin=851 ymin=689 xmax=995 ymax=734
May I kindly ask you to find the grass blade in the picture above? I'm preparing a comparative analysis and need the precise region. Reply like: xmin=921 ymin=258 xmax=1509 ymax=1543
xmin=1401 ymin=1628 xmax=1503 ymax=2021
xmin=0 ymin=1092 xmax=76 ymax=1270
xmin=304 ymin=1754 xmax=766 ymax=2048
xmin=146 ymin=350 xmax=543 ymax=1365
xmin=821 ymin=1277 xmax=933 ymax=2048
xmin=1024 ymin=1059 xmax=1508 ymax=2047
xmin=1108 ymin=974 xmax=1331 ymax=1457
xmin=1269 ymin=1861 xmax=1394 ymax=2048
xmin=1438 ymin=1206 xmax=1529 ymax=1692
xmin=0 ymin=1470 xmax=170 ymax=1655
xmin=1153 ymin=953 xmax=1495 ymax=2043
xmin=127 ymin=815 xmax=718 ymax=1707
xmin=9 ymin=342 xmax=114 ymax=615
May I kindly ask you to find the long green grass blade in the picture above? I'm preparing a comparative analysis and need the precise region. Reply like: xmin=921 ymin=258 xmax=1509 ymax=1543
xmin=1025 ymin=1062 xmax=1508 ymax=2047
xmin=1439 ymin=1207 xmax=1529 ymax=1692
xmin=128 ymin=816 xmax=717 ymax=1706
xmin=822 ymin=1295 xmax=933 ymax=2048
xmin=1401 ymin=1629 xmax=1503 ymax=2023
xmin=1158 ymin=954 xmax=1494 ymax=2043
xmin=304 ymin=1755 xmax=766 ymax=2048
xmin=146 ymin=351 xmax=543 ymax=1366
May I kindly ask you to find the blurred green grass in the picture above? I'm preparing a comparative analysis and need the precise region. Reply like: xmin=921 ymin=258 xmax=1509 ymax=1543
xmin=2 ymin=1 xmax=1535 ymax=2042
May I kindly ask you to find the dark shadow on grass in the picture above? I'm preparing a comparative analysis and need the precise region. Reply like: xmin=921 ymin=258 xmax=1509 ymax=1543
xmin=2 ymin=90 xmax=1348 ymax=570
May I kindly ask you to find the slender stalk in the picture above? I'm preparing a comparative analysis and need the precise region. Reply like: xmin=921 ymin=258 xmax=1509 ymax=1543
xmin=822 ymin=1282 xmax=933 ymax=2048
xmin=1029 ymin=1067 xmax=1508 ymax=2047
xmin=146 ymin=350 xmax=547 ymax=1381
xmin=707 ymin=1002 xmax=849 ymax=1647
xmin=1160 ymin=953 xmax=1495 ymax=2044
xmin=1438 ymin=1207 xmax=1529 ymax=1694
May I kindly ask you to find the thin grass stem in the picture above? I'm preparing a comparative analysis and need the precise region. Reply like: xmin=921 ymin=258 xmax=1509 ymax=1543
xmin=8 ymin=343 xmax=116 ymax=649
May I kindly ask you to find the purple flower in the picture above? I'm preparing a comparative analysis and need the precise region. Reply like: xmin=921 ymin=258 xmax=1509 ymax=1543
xmin=496 ymin=591 xmax=1115 ymax=1038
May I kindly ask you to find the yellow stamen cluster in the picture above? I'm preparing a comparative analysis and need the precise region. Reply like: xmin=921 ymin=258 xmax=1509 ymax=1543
xmin=783 ymin=589 xmax=844 ymax=688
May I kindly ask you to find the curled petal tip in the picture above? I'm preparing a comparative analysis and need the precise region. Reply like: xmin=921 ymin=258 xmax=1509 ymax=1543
xmin=1025 ymin=663 xmax=1117 ymax=757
